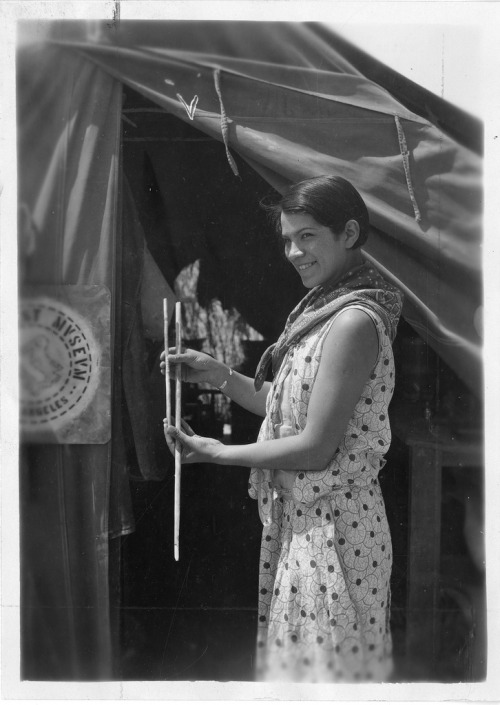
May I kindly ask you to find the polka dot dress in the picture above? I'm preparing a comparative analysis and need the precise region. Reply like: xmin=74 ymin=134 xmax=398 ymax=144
xmin=249 ymin=305 xmax=395 ymax=683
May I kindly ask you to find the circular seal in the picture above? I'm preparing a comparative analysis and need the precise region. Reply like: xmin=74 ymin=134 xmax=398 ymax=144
xmin=20 ymin=296 xmax=100 ymax=432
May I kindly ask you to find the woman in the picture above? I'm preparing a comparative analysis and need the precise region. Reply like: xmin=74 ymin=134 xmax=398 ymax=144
xmin=161 ymin=175 xmax=403 ymax=683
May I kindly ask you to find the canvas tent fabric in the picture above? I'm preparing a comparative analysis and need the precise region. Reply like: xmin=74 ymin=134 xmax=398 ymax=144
xmin=56 ymin=19 xmax=482 ymax=393
xmin=17 ymin=20 xmax=482 ymax=679
xmin=18 ymin=46 xmax=127 ymax=678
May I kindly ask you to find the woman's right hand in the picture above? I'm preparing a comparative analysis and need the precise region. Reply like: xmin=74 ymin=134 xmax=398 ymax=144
xmin=160 ymin=347 xmax=227 ymax=387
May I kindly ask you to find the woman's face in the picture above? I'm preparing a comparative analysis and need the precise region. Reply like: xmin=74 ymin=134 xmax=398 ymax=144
xmin=280 ymin=211 xmax=353 ymax=289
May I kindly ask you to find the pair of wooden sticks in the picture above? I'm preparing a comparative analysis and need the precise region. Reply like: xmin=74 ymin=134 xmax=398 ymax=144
xmin=163 ymin=298 xmax=182 ymax=562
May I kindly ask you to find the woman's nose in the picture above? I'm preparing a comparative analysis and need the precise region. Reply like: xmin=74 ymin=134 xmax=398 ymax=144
xmin=288 ymin=241 xmax=304 ymax=259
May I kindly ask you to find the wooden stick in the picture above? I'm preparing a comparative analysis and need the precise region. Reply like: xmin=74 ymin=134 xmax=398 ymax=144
xmin=174 ymin=301 xmax=182 ymax=562
xmin=163 ymin=299 xmax=171 ymax=427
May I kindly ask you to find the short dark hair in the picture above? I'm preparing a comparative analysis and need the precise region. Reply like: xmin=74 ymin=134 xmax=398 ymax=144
xmin=262 ymin=175 xmax=370 ymax=249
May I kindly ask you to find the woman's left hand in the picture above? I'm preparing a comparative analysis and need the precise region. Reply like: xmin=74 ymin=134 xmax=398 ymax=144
xmin=163 ymin=419 xmax=224 ymax=465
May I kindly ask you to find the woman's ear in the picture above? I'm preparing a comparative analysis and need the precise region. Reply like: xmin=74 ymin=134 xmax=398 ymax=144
xmin=344 ymin=219 xmax=360 ymax=249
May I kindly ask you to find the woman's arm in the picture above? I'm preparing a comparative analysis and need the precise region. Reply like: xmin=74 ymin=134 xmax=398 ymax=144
xmin=212 ymin=366 xmax=271 ymax=417
xmin=165 ymin=308 xmax=379 ymax=469
xmin=161 ymin=348 xmax=270 ymax=417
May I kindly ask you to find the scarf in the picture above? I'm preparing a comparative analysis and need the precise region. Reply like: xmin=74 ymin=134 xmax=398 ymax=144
xmin=254 ymin=261 xmax=403 ymax=391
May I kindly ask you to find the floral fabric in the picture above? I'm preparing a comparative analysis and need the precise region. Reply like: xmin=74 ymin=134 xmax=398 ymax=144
xmin=248 ymin=304 xmax=396 ymax=683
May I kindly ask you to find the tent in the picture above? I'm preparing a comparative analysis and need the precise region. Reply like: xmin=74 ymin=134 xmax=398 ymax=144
xmin=17 ymin=20 xmax=482 ymax=680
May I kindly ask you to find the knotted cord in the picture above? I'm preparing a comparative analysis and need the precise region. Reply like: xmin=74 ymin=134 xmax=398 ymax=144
xmin=394 ymin=114 xmax=422 ymax=223
xmin=213 ymin=68 xmax=240 ymax=177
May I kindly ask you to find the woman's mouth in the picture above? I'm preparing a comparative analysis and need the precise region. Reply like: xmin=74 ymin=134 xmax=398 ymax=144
xmin=298 ymin=262 xmax=315 ymax=272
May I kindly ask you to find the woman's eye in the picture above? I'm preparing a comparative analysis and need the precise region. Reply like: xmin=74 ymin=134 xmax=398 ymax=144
xmin=301 ymin=232 xmax=313 ymax=239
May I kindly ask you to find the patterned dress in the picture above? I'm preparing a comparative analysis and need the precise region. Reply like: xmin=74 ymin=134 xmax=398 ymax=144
xmin=249 ymin=304 xmax=395 ymax=683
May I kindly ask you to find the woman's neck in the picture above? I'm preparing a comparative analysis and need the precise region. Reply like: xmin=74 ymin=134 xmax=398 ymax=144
xmin=345 ymin=250 xmax=364 ymax=272
xmin=324 ymin=252 xmax=365 ymax=290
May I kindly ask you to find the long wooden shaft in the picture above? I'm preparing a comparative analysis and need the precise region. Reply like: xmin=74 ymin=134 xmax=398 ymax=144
xmin=163 ymin=299 xmax=171 ymax=426
xmin=174 ymin=301 xmax=182 ymax=561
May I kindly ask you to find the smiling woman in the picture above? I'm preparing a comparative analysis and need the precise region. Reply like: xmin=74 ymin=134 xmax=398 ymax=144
xmin=281 ymin=213 xmax=361 ymax=289
xmin=274 ymin=176 xmax=369 ymax=290
xmin=161 ymin=175 xmax=403 ymax=683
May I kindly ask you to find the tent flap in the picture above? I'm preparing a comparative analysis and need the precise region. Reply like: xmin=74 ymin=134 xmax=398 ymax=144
xmin=48 ymin=21 xmax=482 ymax=395
xmin=18 ymin=41 xmax=133 ymax=679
